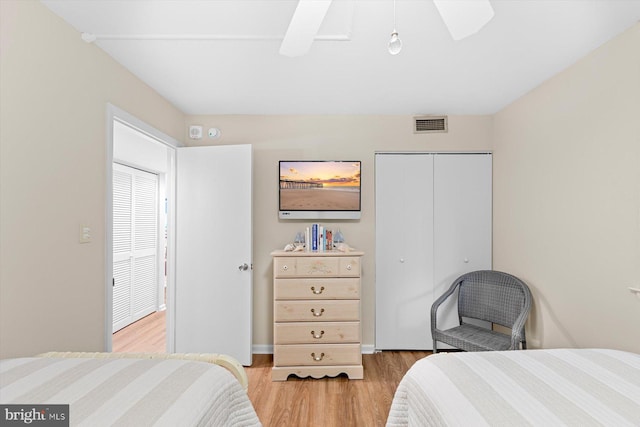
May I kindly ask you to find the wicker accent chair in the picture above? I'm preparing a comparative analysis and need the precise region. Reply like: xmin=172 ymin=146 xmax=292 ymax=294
xmin=431 ymin=270 xmax=532 ymax=353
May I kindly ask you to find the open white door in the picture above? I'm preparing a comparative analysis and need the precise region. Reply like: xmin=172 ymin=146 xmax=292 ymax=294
xmin=175 ymin=144 xmax=252 ymax=365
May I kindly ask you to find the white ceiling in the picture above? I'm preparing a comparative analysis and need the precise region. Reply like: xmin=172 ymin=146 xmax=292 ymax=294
xmin=41 ymin=0 xmax=640 ymax=115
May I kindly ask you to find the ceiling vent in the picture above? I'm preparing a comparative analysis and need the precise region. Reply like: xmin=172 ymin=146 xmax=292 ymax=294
xmin=414 ymin=115 xmax=448 ymax=134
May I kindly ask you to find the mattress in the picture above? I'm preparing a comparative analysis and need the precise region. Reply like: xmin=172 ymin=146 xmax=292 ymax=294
xmin=0 ymin=355 xmax=261 ymax=426
xmin=387 ymin=348 xmax=640 ymax=427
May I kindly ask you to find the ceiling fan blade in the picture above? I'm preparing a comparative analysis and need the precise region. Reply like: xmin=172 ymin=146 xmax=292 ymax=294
xmin=279 ymin=0 xmax=333 ymax=57
xmin=432 ymin=0 xmax=494 ymax=41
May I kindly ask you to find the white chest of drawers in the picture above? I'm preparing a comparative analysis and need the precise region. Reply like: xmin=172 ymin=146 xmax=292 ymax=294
xmin=271 ymin=250 xmax=364 ymax=381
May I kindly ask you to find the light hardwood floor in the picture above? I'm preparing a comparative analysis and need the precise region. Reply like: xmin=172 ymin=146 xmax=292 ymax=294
xmin=112 ymin=311 xmax=430 ymax=426
xmin=246 ymin=351 xmax=431 ymax=427
xmin=112 ymin=310 xmax=166 ymax=353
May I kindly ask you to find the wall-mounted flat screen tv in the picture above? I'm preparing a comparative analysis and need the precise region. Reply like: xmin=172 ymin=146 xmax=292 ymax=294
xmin=279 ymin=160 xmax=361 ymax=219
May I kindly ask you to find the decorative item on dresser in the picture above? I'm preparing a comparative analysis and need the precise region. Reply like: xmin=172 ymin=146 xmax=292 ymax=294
xmin=271 ymin=250 xmax=364 ymax=381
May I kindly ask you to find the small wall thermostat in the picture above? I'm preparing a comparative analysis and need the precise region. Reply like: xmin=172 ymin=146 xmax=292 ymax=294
xmin=208 ymin=128 xmax=221 ymax=139
xmin=189 ymin=125 xmax=203 ymax=139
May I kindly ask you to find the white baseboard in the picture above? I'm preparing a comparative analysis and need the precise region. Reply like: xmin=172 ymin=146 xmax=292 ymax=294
xmin=252 ymin=344 xmax=273 ymax=354
xmin=361 ymin=344 xmax=376 ymax=354
xmin=252 ymin=344 xmax=376 ymax=355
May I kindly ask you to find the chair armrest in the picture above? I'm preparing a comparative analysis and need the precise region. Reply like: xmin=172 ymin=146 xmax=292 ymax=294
xmin=510 ymin=312 xmax=529 ymax=349
xmin=430 ymin=277 xmax=463 ymax=332
xmin=509 ymin=282 xmax=532 ymax=349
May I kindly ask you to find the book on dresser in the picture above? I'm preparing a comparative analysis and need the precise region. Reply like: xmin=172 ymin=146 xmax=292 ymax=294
xmin=271 ymin=249 xmax=364 ymax=381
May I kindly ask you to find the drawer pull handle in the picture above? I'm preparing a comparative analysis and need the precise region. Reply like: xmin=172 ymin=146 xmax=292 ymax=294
xmin=311 ymin=352 xmax=325 ymax=362
xmin=282 ymin=265 xmax=288 ymax=271
xmin=346 ymin=264 xmax=352 ymax=270
xmin=310 ymin=308 xmax=325 ymax=317
xmin=311 ymin=330 xmax=325 ymax=339
xmin=311 ymin=286 xmax=325 ymax=294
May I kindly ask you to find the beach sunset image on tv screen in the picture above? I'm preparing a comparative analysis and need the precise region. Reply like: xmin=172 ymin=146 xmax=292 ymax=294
xmin=279 ymin=161 xmax=361 ymax=211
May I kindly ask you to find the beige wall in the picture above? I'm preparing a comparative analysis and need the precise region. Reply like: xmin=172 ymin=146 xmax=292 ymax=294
xmin=183 ymin=115 xmax=494 ymax=349
xmin=493 ymin=24 xmax=640 ymax=353
xmin=0 ymin=1 xmax=184 ymax=358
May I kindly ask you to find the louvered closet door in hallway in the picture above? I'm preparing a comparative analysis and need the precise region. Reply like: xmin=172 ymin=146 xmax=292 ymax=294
xmin=113 ymin=163 xmax=159 ymax=332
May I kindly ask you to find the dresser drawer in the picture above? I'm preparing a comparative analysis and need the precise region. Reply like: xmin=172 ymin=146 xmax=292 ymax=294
xmin=274 ymin=278 xmax=360 ymax=300
xmin=274 ymin=300 xmax=360 ymax=322
xmin=273 ymin=255 xmax=361 ymax=278
xmin=337 ymin=256 xmax=361 ymax=277
xmin=274 ymin=322 xmax=360 ymax=344
xmin=274 ymin=257 xmax=338 ymax=278
xmin=274 ymin=344 xmax=361 ymax=366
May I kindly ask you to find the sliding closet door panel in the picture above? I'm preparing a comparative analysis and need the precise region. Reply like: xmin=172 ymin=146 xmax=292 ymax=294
xmin=131 ymin=171 xmax=158 ymax=320
xmin=113 ymin=167 xmax=133 ymax=332
xmin=376 ymin=154 xmax=435 ymax=350
xmin=433 ymin=154 xmax=492 ymax=329
xmin=112 ymin=164 xmax=159 ymax=332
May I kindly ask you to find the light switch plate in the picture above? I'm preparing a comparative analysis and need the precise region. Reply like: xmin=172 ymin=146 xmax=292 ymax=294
xmin=80 ymin=225 xmax=91 ymax=243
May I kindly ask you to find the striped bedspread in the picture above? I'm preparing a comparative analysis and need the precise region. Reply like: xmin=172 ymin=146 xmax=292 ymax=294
xmin=0 ymin=357 xmax=261 ymax=426
xmin=387 ymin=348 xmax=640 ymax=427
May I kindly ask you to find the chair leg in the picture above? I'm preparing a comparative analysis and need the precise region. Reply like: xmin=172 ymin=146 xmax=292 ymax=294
xmin=433 ymin=339 xmax=438 ymax=353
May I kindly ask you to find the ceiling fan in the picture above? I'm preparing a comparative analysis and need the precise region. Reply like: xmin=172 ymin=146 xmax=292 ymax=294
xmin=280 ymin=0 xmax=495 ymax=57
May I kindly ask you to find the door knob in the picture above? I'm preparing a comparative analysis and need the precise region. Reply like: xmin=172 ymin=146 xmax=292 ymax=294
xmin=238 ymin=263 xmax=249 ymax=271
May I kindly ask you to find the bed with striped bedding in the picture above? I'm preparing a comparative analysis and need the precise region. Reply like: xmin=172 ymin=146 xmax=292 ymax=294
xmin=0 ymin=353 xmax=261 ymax=426
xmin=386 ymin=348 xmax=640 ymax=426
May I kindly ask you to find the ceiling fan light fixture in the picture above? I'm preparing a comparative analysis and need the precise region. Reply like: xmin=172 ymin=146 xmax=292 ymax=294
xmin=388 ymin=0 xmax=402 ymax=55
xmin=388 ymin=31 xmax=402 ymax=55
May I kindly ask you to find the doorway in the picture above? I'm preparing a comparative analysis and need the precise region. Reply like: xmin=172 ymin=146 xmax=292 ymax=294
xmin=105 ymin=105 xmax=180 ymax=353
xmin=105 ymin=105 xmax=254 ymax=364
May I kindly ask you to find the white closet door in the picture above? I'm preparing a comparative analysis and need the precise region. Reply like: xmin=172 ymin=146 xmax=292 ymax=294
xmin=433 ymin=154 xmax=492 ymax=331
xmin=375 ymin=153 xmax=492 ymax=350
xmin=433 ymin=154 xmax=492 ymax=291
xmin=112 ymin=163 xmax=159 ymax=332
xmin=375 ymin=154 xmax=435 ymax=349
xmin=113 ymin=167 xmax=132 ymax=331
xmin=131 ymin=171 xmax=159 ymax=320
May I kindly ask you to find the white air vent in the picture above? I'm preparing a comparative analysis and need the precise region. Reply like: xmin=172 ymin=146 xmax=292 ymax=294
xmin=414 ymin=116 xmax=448 ymax=134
